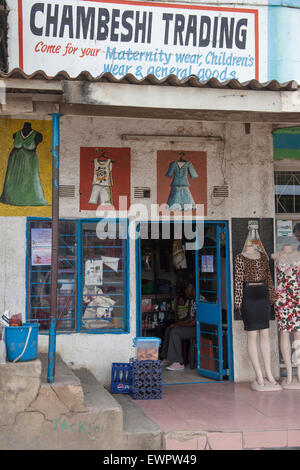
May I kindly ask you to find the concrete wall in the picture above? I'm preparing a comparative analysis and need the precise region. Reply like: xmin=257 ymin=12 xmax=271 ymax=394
xmin=0 ymin=115 xmax=280 ymax=384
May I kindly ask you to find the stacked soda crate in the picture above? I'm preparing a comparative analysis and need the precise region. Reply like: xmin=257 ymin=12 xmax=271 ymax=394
xmin=130 ymin=358 xmax=162 ymax=400
xmin=110 ymin=337 xmax=162 ymax=400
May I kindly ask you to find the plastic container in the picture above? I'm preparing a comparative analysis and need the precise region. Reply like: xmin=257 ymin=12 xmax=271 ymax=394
xmin=5 ymin=323 xmax=39 ymax=362
xmin=133 ymin=337 xmax=161 ymax=361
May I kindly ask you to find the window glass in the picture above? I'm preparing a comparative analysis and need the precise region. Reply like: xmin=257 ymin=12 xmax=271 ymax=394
xmin=198 ymin=225 xmax=218 ymax=303
xmin=28 ymin=220 xmax=77 ymax=332
xmin=81 ymin=220 xmax=128 ymax=332
xmin=275 ymin=171 xmax=300 ymax=214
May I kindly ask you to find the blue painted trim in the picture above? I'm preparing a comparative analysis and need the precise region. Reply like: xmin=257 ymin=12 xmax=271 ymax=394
xmin=195 ymin=226 xmax=200 ymax=371
xmin=135 ymin=223 xmax=142 ymax=337
xmin=125 ymin=218 xmax=130 ymax=333
xmin=47 ymin=113 xmax=60 ymax=384
xmin=196 ymin=368 xmax=223 ymax=381
xmin=25 ymin=218 xmax=30 ymax=323
xmin=162 ymin=380 xmax=221 ymax=386
xmin=273 ymin=134 xmax=300 ymax=149
xmin=47 ymin=317 xmax=57 ymax=383
xmin=225 ymin=222 xmax=234 ymax=383
xmin=76 ymin=219 xmax=82 ymax=333
xmin=216 ymin=224 xmax=223 ymax=379
xmin=268 ymin=1 xmax=300 ymax=6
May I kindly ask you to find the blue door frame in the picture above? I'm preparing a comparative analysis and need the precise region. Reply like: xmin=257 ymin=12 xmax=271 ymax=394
xmin=136 ymin=220 xmax=234 ymax=382
xmin=196 ymin=222 xmax=234 ymax=381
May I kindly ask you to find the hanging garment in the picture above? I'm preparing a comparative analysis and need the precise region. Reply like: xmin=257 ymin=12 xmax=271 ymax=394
xmin=274 ymin=260 xmax=300 ymax=332
xmin=0 ymin=129 xmax=48 ymax=206
xmin=165 ymin=160 xmax=198 ymax=210
xmin=89 ymin=158 xmax=113 ymax=205
xmin=173 ymin=240 xmax=187 ymax=270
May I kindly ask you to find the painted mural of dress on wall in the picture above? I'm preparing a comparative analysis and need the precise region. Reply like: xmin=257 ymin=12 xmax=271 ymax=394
xmin=165 ymin=156 xmax=199 ymax=210
xmin=0 ymin=122 xmax=48 ymax=206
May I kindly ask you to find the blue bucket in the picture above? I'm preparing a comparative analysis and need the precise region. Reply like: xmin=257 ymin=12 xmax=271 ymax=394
xmin=5 ymin=323 xmax=39 ymax=362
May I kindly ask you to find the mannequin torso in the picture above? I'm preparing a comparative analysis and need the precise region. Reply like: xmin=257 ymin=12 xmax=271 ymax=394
xmin=272 ymin=245 xmax=300 ymax=388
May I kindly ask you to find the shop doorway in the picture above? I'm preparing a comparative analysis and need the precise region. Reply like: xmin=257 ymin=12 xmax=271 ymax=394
xmin=136 ymin=221 xmax=233 ymax=385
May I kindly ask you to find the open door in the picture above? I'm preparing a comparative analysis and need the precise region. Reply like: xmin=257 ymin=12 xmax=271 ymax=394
xmin=196 ymin=223 xmax=229 ymax=380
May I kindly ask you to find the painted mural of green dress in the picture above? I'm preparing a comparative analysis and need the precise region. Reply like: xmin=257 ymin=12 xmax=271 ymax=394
xmin=0 ymin=129 xmax=48 ymax=206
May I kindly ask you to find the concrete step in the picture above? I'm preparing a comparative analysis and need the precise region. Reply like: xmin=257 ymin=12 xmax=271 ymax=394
xmin=0 ymin=353 xmax=163 ymax=450
xmin=113 ymin=394 xmax=163 ymax=450
xmin=39 ymin=353 xmax=85 ymax=412
xmin=0 ymin=354 xmax=123 ymax=449
xmin=74 ymin=367 xmax=163 ymax=450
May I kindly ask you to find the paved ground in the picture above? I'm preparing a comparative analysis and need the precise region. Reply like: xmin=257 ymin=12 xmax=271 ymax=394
xmin=134 ymin=381 xmax=300 ymax=449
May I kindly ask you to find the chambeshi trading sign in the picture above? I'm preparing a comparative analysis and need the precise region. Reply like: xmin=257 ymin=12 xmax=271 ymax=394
xmin=15 ymin=0 xmax=259 ymax=81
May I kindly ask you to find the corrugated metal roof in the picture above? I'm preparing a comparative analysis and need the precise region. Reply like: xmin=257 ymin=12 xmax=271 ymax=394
xmin=0 ymin=68 xmax=298 ymax=91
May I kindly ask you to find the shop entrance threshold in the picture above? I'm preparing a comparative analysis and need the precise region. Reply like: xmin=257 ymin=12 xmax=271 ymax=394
xmin=162 ymin=367 xmax=216 ymax=386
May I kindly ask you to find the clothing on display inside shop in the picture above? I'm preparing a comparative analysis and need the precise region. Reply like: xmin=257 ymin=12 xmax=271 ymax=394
xmin=173 ymin=239 xmax=187 ymax=270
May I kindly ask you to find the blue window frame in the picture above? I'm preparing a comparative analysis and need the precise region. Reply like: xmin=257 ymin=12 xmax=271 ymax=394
xmin=26 ymin=218 xmax=130 ymax=334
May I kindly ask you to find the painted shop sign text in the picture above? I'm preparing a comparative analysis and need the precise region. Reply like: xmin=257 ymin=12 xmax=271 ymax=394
xmin=16 ymin=0 xmax=259 ymax=81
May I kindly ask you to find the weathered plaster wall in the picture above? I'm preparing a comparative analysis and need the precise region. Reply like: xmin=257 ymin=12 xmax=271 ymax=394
xmin=0 ymin=115 xmax=280 ymax=384
xmin=0 ymin=217 xmax=27 ymax=316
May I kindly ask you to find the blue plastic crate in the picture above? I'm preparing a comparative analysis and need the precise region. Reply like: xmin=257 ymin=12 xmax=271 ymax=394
xmin=110 ymin=362 xmax=132 ymax=394
xmin=131 ymin=389 xmax=162 ymax=400
xmin=130 ymin=358 xmax=162 ymax=400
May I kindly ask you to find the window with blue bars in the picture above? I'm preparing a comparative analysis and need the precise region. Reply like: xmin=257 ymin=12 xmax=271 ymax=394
xmin=27 ymin=219 xmax=129 ymax=334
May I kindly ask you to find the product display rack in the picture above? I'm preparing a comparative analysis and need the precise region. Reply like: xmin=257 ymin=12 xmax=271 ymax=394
xmin=141 ymin=294 xmax=175 ymax=340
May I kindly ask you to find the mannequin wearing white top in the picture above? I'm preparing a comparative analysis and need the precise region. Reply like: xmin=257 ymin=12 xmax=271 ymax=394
xmin=272 ymin=244 xmax=300 ymax=389
xmin=242 ymin=246 xmax=282 ymax=392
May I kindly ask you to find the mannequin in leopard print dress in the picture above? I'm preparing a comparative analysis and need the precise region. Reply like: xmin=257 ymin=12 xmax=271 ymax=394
xmin=234 ymin=245 xmax=281 ymax=392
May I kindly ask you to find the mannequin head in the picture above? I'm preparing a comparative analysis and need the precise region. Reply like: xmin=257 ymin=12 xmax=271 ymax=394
xmin=243 ymin=245 xmax=255 ymax=253
xmin=293 ymin=223 xmax=300 ymax=243
xmin=242 ymin=244 xmax=261 ymax=259
xmin=272 ymin=244 xmax=300 ymax=262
